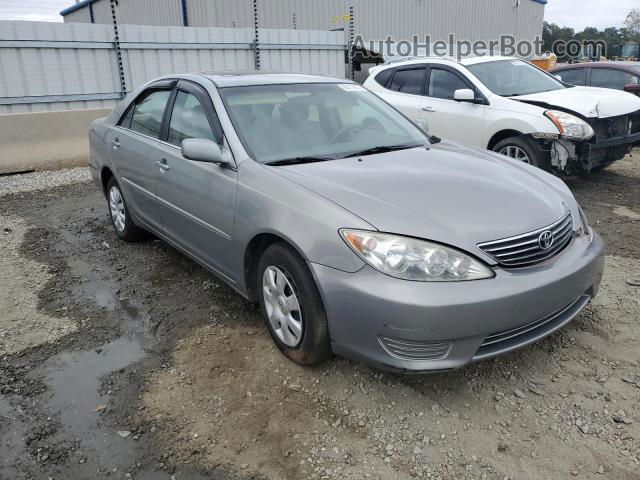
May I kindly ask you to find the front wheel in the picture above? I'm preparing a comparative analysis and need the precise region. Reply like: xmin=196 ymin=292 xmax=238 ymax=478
xmin=257 ymin=242 xmax=331 ymax=366
xmin=493 ymin=136 xmax=550 ymax=171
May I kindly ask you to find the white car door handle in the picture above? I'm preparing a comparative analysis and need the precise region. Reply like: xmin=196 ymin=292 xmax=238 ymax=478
xmin=421 ymin=106 xmax=436 ymax=113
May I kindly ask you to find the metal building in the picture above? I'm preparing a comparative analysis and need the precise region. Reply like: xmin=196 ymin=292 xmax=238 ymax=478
xmin=61 ymin=0 xmax=547 ymax=81
xmin=62 ymin=0 xmax=545 ymax=43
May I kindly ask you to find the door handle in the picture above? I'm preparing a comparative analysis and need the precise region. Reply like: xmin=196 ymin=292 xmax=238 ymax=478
xmin=157 ymin=159 xmax=170 ymax=171
xmin=421 ymin=106 xmax=436 ymax=113
xmin=112 ymin=137 xmax=120 ymax=149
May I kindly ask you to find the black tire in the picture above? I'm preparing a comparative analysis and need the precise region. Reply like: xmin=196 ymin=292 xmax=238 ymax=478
xmin=106 ymin=177 xmax=150 ymax=242
xmin=493 ymin=136 xmax=551 ymax=171
xmin=257 ymin=242 xmax=331 ymax=366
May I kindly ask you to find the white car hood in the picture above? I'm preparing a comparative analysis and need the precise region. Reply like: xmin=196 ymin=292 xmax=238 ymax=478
xmin=513 ymin=86 xmax=640 ymax=119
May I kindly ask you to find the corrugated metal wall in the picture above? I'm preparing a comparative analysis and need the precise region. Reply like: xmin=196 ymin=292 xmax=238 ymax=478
xmin=63 ymin=7 xmax=92 ymax=24
xmin=0 ymin=21 xmax=120 ymax=114
xmin=62 ymin=0 xmax=545 ymax=48
xmin=90 ymin=0 xmax=113 ymax=24
xmin=0 ymin=21 xmax=345 ymax=114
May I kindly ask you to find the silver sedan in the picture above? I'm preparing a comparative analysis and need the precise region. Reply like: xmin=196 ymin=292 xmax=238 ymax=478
xmin=89 ymin=73 xmax=604 ymax=372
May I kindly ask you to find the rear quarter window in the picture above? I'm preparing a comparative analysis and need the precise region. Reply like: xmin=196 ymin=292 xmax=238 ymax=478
xmin=374 ymin=68 xmax=393 ymax=87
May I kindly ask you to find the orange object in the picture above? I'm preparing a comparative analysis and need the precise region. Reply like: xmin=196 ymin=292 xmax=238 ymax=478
xmin=531 ymin=52 xmax=557 ymax=71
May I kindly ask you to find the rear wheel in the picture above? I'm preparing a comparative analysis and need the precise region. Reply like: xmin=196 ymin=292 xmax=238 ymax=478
xmin=106 ymin=177 xmax=150 ymax=242
xmin=493 ymin=136 xmax=550 ymax=171
xmin=257 ymin=242 xmax=331 ymax=366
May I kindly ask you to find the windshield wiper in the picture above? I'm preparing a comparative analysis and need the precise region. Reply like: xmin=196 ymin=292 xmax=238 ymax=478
xmin=264 ymin=156 xmax=335 ymax=166
xmin=341 ymin=143 xmax=425 ymax=158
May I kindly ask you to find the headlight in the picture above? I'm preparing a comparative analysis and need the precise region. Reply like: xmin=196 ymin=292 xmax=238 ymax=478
xmin=545 ymin=110 xmax=594 ymax=140
xmin=340 ymin=230 xmax=494 ymax=281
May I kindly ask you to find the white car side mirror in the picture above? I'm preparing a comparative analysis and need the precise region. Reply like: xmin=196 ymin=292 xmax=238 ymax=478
xmin=453 ymin=89 xmax=476 ymax=103
xmin=554 ymin=74 xmax=563 ymax=81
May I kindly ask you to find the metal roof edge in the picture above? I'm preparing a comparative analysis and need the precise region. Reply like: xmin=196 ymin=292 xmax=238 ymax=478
xmin=60 ymin=0 xmax=98 ymax=17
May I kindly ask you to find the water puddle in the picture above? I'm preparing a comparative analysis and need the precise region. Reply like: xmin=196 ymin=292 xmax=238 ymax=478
xmin=28 ymin=254 xmax=153 ymax=473
xmin=33 ymin=334 xmax=148 ymax=473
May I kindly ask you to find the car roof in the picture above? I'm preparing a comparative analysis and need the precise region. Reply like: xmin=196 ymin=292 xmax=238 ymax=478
xmin=198 ymin=71 xmax=352 ymax=88
xmin=552 ymin=62 xmax=640 ymax=72
xmin=374 ymin=55 xmax=521 ymax=70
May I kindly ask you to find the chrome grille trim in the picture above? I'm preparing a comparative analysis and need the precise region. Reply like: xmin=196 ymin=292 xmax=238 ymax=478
xmin=478 ymin=212 xmax=573 ymax=267
xmin=379 ymin=337 xmax=451 ymax=361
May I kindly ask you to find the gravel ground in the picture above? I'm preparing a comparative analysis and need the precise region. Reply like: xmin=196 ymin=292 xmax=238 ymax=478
xmin=0 ymin=167 xmax=90 ymax=195
xmin=0 ymin=156 xmax=638 ymax=480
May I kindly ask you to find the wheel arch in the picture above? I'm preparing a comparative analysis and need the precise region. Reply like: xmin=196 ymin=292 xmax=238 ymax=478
xmin=487 ymin=129 xmax=524 ymax=150
xmin=243 ymin=231 xmax=310 ymax=303
xmin=100 ymin=166 xmax=114 ymax=197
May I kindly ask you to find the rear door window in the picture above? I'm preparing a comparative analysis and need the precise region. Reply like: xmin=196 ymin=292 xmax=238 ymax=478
xmin=388 ymin=67 xmax=426 ymax=95
xmin=591 ymin=69 xmax=639 ymax=90
xmin=556 ymin=68 xmax=587 ymax=86
xmin=127 ymin=90 xmax=172 ymax=139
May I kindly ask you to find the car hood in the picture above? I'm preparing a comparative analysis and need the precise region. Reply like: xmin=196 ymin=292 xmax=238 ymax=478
xmin=513 ymin=86 xmax=640 ymax=118
xmin=266 ymin=143 xmax=577 ymax=259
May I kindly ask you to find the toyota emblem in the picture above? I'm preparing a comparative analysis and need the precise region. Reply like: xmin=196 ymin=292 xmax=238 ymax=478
xmin=538 ymin=230 xmax=554 ymax=250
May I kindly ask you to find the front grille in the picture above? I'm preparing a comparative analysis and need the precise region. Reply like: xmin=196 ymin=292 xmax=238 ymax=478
xmin=477 ymin=212 xmax=573 ymax=268
xmin=473 ymin=294 xmax=590 ymax=360
xmin=378 ymin=336 xmax=450 ymax=361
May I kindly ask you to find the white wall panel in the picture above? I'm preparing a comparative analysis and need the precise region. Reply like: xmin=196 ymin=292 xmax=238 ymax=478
xmin=0 ymin=21 xmax=345 ymax=113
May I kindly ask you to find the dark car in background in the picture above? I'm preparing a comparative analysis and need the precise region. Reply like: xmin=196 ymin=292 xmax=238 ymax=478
xmin=551 ymin=62 xmax=640 ymax=96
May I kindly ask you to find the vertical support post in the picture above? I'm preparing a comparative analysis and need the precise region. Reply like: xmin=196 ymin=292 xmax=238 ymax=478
xmin=110 ymin=0 xmax=127 ymax=97
xmin=89 ymin=2 xmax=95 ymax=24
xmin=253 ymin=0 xmax=260 ymax=70
xmin=347 ymin=5 xmax=355 ymax=80
xmin=181 ymin=0 xmax=189 ymax=27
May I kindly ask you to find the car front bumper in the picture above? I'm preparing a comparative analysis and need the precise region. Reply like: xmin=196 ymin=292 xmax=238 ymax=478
xmin=310 ymin=232 xmax=604 ymax=372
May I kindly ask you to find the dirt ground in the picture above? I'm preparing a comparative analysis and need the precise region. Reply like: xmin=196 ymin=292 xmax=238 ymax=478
xmin=0 ymin=155 xmax=639 ymax=480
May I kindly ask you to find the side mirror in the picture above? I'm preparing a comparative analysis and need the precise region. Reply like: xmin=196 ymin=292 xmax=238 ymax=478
xmin=624 ymin=83 xmax=640 ymax=95
xmin=414 ymin=118 xmax=429 ymax=133
xmin=453 ymin=88 xmax=476 ymax=103
xmin=553 ymin=74 xmax=563 ymax=81
xmin=181 ymin=138 xmax=228 ymax=166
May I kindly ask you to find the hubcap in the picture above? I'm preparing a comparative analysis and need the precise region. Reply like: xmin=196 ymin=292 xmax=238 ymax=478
xmin=109 ymin=186 xmax=126 ymax=233
xmin=262 ymin=266 xmax=303 ymax=347
xmin=499 ymin=145 xmax=531 ymax=164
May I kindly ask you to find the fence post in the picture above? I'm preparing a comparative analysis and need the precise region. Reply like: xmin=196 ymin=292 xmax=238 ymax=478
xmin=181 ymin=0 xmax=189 ymax=27
xmin=253 ymin=0 xmax=261 ymax=70
xmin=347 ymin=5 xmax=354 ymax=80
xmin=110 ymin=0 xmax=127 ymax=97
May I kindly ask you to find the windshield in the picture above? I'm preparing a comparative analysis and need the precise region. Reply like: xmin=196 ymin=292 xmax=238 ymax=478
xmin=219 ymin=83 xmax=428 ymax=164
xmin=466 ymin=59 xmax=566 ymax=97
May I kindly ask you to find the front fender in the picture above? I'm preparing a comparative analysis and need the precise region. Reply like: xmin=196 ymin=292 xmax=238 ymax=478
xmin=232 ymin=160 xmax=371 ymax=293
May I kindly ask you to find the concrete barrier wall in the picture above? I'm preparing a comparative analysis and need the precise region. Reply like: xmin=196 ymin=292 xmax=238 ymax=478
xmin=0 ymin=109 xmax=111 ymax=175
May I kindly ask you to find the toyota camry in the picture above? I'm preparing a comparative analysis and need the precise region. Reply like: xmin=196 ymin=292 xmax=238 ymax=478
xmin=89 ymin=73 xmax=604 ymax=372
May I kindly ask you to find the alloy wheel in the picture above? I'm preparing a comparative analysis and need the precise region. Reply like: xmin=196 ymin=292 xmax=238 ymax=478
xmin=499 ymin=145 xmax=531 ymax=164
xmin=262 ymin=266 xmax=303 ymax=347
xmin=109 ymin=186 xmax=126 ymax=233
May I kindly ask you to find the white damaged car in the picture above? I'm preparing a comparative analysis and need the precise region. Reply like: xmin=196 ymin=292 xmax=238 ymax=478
xmin=364 ymin=56 xmax=640 ymax=174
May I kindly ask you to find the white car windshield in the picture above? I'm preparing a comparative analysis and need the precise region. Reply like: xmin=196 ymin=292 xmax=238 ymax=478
xmin=466 ymin=59 xmax=567 ymax=97
xmin=219 ymin=83 xmax=429 ymax=164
